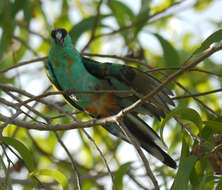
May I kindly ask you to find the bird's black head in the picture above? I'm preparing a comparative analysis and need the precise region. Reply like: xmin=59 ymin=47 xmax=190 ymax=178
xmin=51 ymin=28 xmax=68 ymax=44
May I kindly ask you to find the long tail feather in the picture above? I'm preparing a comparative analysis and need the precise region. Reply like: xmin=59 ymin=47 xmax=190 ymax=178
xmin=102 ymin=112 xmax=176 ymax=168
xmin=123 ymin=113 xmax=176 ymax=168
xmin=103 ymin=113 xmax=176 ymax=168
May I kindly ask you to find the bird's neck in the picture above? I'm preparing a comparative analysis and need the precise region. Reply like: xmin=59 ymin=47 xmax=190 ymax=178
xmin=51 ymin=42 xmax=73 ymax=54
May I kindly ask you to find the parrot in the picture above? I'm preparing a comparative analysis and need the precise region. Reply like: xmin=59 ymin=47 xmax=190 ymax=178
xmin=45 ymin=28 xmax=176 ymax=169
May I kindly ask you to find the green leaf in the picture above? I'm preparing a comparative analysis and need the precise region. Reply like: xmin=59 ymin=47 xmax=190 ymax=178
xmin=196 ymin=29 xmax=222 ymax=53
xmin=23 ymin=187 xmax=32 ymax=190
xmin=180 ymin=132 xmax=190 ymax=160
xmin=194 ymin=0 xmax=213 ymax=11
xmin=113 ymin=162 xmax=132 ymax=190
xmin=154 ymin=33 xmax=180 ymax=68
xmin=0 ymin=1 xmax=3 ymax=15
xmin=0 ymin=156 xmax=12 ymax=190
xmin=23 ymin=0 xmax=32 ymax=24
xmin=216 ymin=179 xmax=222 ymax=190
xmin=198 ymin=176 xmax=218 ymax=190
xmin=171 ymin=155 xmax=197 ymax=190
xmin=204 ymin=120 xmax=222 ymax=133
xmin=12 ymin=0 xmax=28 ymax=16
xmin=200 ymin=125 xmax=214 ymax=140
xmin=0 ymin=137 xmax=35 ymax=171
xmin=108 ymin=0 xmax=134 ymax=42
xmin=69 ymin=15 xmax=110 ymax=46
xmin=140 ymin=0 xmax=151 ymax=11
xmin=160 ymin=108 xmax=203 ymax=140
xmin=0 ymin=1 xmax=15 ymax=60
xmin=82 ymin=181 xmax=94 ymax=190
xmin=108 ymin=0 xmax=134 ymax=27
xmin=134 ymin=0 xmax=150 ymax=37
xmin=31 ymin=169 xmax=69 ymax=190
xmin=190 ymin=165 xmax=200 ymax=190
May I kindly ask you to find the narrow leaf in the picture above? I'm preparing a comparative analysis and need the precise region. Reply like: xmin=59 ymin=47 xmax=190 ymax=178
xmin=0 ymin=156 xmax=12 ymax=190
xmin=31 ymin=169 xmax=69 ymax=190
xmin=204 ymin=120 xmax=222 ymax=133
xmin=0 ymin=1 xmax=15 ymax=60
xmin=134 ymin=3 xmax=150 ymax=36
xmin=113 ymin=162 xmax=132 ymax=190
xmin=161 ymin=108 xmax=203 ymax=140
xmin=216 ymin=179 xmax=222 ymax=190
xmin=195 ymin=0 xmax=213 ymax=11
xmin=0 ymin=137 xmax=35 ymax=171
xmin=196 ymin=29 xmax=222 ymax=53
xmin=171 ymin=155 xmax=197 ymax=190
xmin=200 ymin=125 xmax=214 ymax=140
xmin=154 ymin=33 xmax=180 ymax=68
xmin=23 ymin=0 xmax=32 ymax=24
xmin=69 ymin=15 xmax=109 ymax=46
xmin=108 ymin=0 xmax=134 ymax=42
xmin=108 ymin=0 xmax=134 ymax=27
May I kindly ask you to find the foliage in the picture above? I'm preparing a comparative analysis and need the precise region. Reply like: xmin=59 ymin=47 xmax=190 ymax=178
xmin=0 ymin=0 xmax=222 ymax=189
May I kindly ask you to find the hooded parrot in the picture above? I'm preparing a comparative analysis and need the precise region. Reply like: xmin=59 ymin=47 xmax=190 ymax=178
xmin=45 ymin=28 xmax=176 ymax=169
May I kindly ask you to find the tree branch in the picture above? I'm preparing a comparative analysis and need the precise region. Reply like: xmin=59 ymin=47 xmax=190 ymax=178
xmin=94 ymin=0 xmax=192 ymax=39
xmin=173 ymin=88 xmax=222 ymax=100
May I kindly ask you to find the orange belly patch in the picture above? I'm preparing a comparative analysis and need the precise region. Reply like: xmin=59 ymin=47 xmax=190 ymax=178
xmin=85 ymin=94 xmax=120 ymax=117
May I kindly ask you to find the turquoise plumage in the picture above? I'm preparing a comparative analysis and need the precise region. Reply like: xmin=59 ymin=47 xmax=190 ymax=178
xmin=46 ymin=28 xmax=176 ymax=168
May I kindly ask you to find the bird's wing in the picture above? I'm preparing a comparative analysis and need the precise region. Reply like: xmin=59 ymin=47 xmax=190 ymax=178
xmin=82 ymin=56 xmax=174 ymax=119
xmin=82 ymin=57 xmax=177 ymax=168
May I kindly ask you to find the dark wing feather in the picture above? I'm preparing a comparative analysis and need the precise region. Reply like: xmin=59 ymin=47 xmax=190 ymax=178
xmin=103 ymin=112 xmax=177 ymax=169
xmin=82 ymin=56 xmax=174 ymax=118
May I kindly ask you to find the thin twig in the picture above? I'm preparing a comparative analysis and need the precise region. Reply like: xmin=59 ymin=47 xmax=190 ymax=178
xmin=173 ymin=88 xmax=222 ymax=100
xmin=94 ymin=0 xmax=191 ymax=39
xmin=4 ymin=90 xmax=49 ymax=122
xmin=81 ymin=0 xmax=103 ymax=52
xmin=127 ymin=171 xmax=150 ymax=190
xmin=54 ymin=131 xmax=82 ymax=190
xmin=116 ymin=119 xmax=159 ymax=190
xmin=19 ymin=89 xmax=133 ymax=107
xmin=174 ymin=117 xmax=199 ymax=141
xmin=17 ymin=22 xmax=50 ymax=42
xmin=59 ymin=111 xmax=117 ymax=190
xmin=82 ymin=52 xmax=148 ymax=66
xmin=145 ymin=66 xmax=222 ymax=77
xmin=81 ymin=128 xmax=117 ymax=190
xmin=175 ymin=82 xmax=220 ymax=117
xmin=12 ymin=36 xmax=38 ymax=56
xmin=0 ymin=56 xmax=47 ymax=74
xmin=0 ymin=111 xmax=110 ymax=131
xmin=189 ymin=68 xmax=222 ymax=77
xmin=0 ymin=109 xmax=22 ymax=132
xmin=113 ymin=45 xmax=222 ymax=119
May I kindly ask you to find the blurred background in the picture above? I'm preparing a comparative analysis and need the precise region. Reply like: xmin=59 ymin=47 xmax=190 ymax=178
xmin=0 ymin=0 xmax=222 ymax=189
